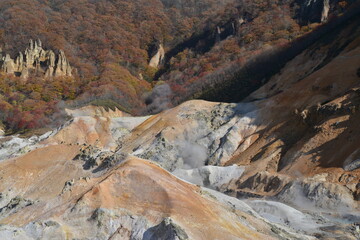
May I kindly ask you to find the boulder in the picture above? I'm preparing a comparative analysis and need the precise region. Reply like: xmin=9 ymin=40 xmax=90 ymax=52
xmin=143 ymin=218 xmax=189 ymax=240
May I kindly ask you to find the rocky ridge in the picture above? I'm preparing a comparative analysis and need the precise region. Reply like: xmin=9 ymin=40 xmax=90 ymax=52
xmin=0 ymin=39 xmax=72 ymax=78
xmin=0 ymin=94 xmax=358 ymax=239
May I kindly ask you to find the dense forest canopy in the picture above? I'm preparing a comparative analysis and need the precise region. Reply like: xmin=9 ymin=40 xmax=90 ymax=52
xmin=0 ymin=0 xmax=356 ymax=133
xmin=0 ymin=0 xmax=236 ymax=76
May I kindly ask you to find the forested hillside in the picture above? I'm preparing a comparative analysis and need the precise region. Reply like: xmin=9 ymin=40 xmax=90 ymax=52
xmin=0 ymin=0 xmax=357 ymax=133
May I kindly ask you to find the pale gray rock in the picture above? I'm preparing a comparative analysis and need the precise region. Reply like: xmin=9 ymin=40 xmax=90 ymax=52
xmin=343 ymin=149 xmax=360 ymax=171
xmin=344 ymin=159 xmax=360 ymax=171
xmin=0 ymin=130 xmax=54 ymax=161
xmin=143 ymin=218 xmax=189 ymax=240
xmin=133 ymin=102 xmax=258 ymax=171
xmin=45 ymin=50 xmax=56 ymax=77
xmin=0 ymin=226 xmax=33 ymax=240
xmin=173 ymin=165 xmax=246 ymax=190
xmin=55 ymin=50 xmax=72 ymax=77
xmin=1 ymin=54 xmax=15 ymax=74
xmin=0 ymin=196 xmax=34 ymax=219
xmin=321 ymin=0 xmax=330 ymax=22
xmin=276 ymin=180 xmax=356 ymax=211
xmin=247 ymin=200 xmax=323 ymax=234
xmin=14 ymin=52 xmax=24 ymax=73
xmin=149 ymin=44 xmax=165 ymax=68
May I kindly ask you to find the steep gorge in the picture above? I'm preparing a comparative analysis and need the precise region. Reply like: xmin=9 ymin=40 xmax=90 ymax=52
xmin=178 ymin=2 xmax=360 ymax=104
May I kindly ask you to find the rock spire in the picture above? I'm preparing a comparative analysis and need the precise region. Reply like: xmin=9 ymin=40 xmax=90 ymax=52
xmin=0 ymin=39 xmax=72 ymax=78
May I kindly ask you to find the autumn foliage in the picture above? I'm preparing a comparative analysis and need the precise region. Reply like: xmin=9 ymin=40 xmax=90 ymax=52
xmin=0 ymin=0 xmax=356 ymax=133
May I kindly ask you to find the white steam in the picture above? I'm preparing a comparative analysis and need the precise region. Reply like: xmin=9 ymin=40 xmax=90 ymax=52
xmin=144 ymin=84 xmax=173 ymax=114
xmin=178 ymin=141 xmax=207 ymax=169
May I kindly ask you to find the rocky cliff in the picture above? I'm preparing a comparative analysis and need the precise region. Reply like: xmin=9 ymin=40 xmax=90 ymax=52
xmin=296 ymin=0 xmax=357 ymax=25
xmin=149 ymin=44 xmax=165 ymax=68
xmin=0 ymin=39 xmax=72 ymax=78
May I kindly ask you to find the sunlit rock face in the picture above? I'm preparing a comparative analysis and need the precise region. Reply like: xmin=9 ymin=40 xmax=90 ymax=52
xmin=149 ymin=44 xmax=165 ymax=68
xmin=0 ymin=87 xmax=358 ymax=239
xmin=0 ymin=39 xmax=72 ymax=78
xmin=0 ymin=102 xmax=311 ymax=239
xmin=0 ymin=150 xmax=292 ymax=240
xmin=122 ymin=100 xmax=259 ymax=171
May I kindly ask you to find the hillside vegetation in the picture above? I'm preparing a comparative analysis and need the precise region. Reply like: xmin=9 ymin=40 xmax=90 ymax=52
xmin=0 ymin=0 xmax=356 ymax=133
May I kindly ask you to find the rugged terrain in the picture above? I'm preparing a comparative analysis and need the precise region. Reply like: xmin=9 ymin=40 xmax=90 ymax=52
xmin=0 ymin=1 xmax=360 ymax=240
xmin=0 ymin=0 xmax=358 ymax=135
xmin=0 ymin=15 xmax=360 ymax=238
xmin=0 ymin=39 xmax=72 ymax=78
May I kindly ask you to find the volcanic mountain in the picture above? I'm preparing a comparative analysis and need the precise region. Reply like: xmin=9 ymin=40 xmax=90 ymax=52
xmin=0 ymin=1 xmax=360 ymax=240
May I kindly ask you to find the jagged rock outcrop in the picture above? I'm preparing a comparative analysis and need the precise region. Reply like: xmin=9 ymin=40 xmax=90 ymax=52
xmin=321 ymin=0 xmax=330 ymax=22
xmin=236 ymin=172 xmax=291 ymax=195
xmin=276 ymin=180 xmax=357 ymax=210
xmin=0 ymin=196 xmax=34 ymax=220
xmin=343 ymin=149 xmax=360 ymax=171
xmin=149 ymin=44 xmax=165 ymax=68
xmin=143 ymin=218 xmax=189 ymax=240
xmin=0 ymin=126 xmax=4 ymax=136
xmin=295 ymin=0 xmax=348 ymax=25
xmin=0 ymin=39 xmax=72 ymax=78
